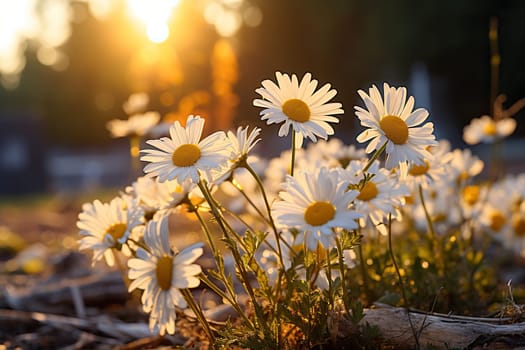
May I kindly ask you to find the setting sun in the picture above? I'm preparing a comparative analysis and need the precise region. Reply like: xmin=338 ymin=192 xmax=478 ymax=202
xmin=126 ymin=0 xmax=179 ymax=43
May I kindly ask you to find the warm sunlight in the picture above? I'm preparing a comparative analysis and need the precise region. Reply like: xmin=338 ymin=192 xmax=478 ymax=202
xmin=126 ymin=0 xmax=180 ymax=43
xmin=0 ymin=0 xmax=71 ymax=88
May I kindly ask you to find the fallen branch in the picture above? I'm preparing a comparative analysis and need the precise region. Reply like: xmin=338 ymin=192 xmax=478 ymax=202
xmin=361 ymin=304 xmax=525 ymax=349
xmin=4 ymin=270 xmax=127 ymax=313
xmin=0 ymin=309 xmax=152 ymax=340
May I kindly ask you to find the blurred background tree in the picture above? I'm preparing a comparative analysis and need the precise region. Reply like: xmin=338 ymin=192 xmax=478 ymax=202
xmin=0 ymin=0 xmax=524 ymax=150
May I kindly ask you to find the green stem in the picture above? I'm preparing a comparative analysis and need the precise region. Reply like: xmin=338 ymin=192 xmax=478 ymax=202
xmin=290 ymin=131 xmax=296 ymax=177
xmin=243 ymin=160 xmax=285 ymax=346
xmin=387 ymin=214 xmax=420 ymax=349
xmin=190 ymin=201 xmax=250 ymax=325
xmin=230 ymin=179 xmax=270 ymax=224
xmin=357 ymin=243 xmax=371 ymax=302
xmin=418 ymin=185 xmax=436 ymax=242
xmin=418 ymin=184 xmax=438 ymax=265
xmin=222 ymin=206 xmax=261 ymax=243
xmin=244 ymin=162 xmax=279 ymax=234
xmin=244 ymin=162 xmax=286 ymax=295
xmin=304 ymin=240 xmax=312 ymax=349
xmin=128 ymin=238 xmax=150 ymax=254
xmin=190 ymin=202 xmax=218 ymax=255
xmin=199 ymin=273 xmax=255 ymax=330
xmin=335 ymin=237 xmax=350 ymax=317
xmin=181 ymin=288 xmax=216 ymax=344
xmin=113 ymin=250 xmax=130 ymax=289
xmin=363 ymin=141 xmax=387 ymax=173
xmin=197 ymin=180 xmax=274 ymax=340
xmin=325 ymin=247 xmax=334 ymax=310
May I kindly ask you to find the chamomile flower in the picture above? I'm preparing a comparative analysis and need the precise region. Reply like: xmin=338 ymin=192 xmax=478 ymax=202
xmin=354 ymin=83 xmax=437 ymax=168
xmin=398 ymin=144 xmax=452 ymax=190
xmin=459 ymin=184 xmax=488 ymax=219
xmin=463 ymin=115 xmax=516 ymax=145
xmin=228 ymin=126 xmax=262 ymax=162
xmin=479 ymin=204 xmax=509 ymax=236
xmin=77 ymin=197 xmax=143 ymax=266
xmin=253 ymin=72 xmax=343 ymax=145
xmin=306 ymin=138 xmax=367 ymax=169
xmin=106 ymin=111 xmax=161 ymax=138
xmin=449 ymin=148 xmax=484 ymax=184
xmin=127 ymin=216 xmax=203 ymax=335
xmin=272 ymin=167 xmax=361 ymax=250
xmin=210 ymin=126 xmax=262 ymax=185
xmin=126 ymin=176 xmax=195 ymax=219
xmin=141 ymin=115 xmax=233 ymax=183
xmin=499 ymin=174 xmax=525 ymax=211
xmin=341 ymin=160 xmax=409 ymax=234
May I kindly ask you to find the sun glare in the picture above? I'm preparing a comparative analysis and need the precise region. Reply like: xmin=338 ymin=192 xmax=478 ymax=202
xmin=0 ymin=0 xmax=72 ymax=88
xmin=127 ymin=0 xmax=179 ymax=43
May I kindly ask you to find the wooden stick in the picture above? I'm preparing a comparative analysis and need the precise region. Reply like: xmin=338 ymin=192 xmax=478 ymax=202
xmin=360 ymin=304 xmax=525 ymax=349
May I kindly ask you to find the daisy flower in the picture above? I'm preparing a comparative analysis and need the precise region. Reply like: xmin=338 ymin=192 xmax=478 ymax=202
xmin=127 ymin=216 xmax=203 ymax=335
xmin=272 ymin=167 xmax=361 ymax=250
xmin=463 ymin=115 xmax=516 ymax=145
xmin=341 ymin=160 xmax=409 ymax=234
xmin=256 ymin=230 xmax=352 ymax=290
xmin=476 ymin=181 xmax=514 ymax=237
xmin=141 ymin=115 xmax=233 ymax=183
xmin=449 ymin=148 xmax=484 ymax=184
xmin=218 ymin=156 xmax=268 ymax=215
xmin=354 ymin=83 xmax=437 ymax=168
xmin=398 ymin=141 xmax=453 ymax=190
xmin=459 ymin=184 xmax=488 ymax=219
xmin=479 ymin=204 xmax=509 ymax=236
xmin=499 ymin=174 xmax=525 ymax=211
xmin=210 ymin=126 xmax=262 ymax=185
xmin=228 ymin=125 xmax=261 ymax=162
xmin=77 ymin=197 xmax=143 ymax=266
xmin=126 ymin=176 xmax=195 ymax=219
xmin=106 ymin=111 xmax=160 ymax=138
xmin=306 ymin=138 xmax=367 ymax=169
xmin=253 ymin=72 xmax=343 ymax=145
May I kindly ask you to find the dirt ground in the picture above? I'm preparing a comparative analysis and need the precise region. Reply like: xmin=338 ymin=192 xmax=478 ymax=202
xmin=0 ymin=192 xmax=217 ymax=349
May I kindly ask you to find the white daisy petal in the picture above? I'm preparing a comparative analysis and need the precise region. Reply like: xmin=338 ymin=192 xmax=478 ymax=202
xmin=354 ymin=83 xmax=436 ymax=169
xmin=126 ymin=215 xmax=203 ymax=336
xmin=254 ymin=72 xmax=343 ymax=143
xmin=272 ymin=167 xmax=362 ymax=250
xmin=141 ymin=115 xmax=233 ymax=184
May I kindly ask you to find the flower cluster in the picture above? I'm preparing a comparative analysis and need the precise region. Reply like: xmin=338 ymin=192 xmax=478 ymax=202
xmin=77 ymin=72 xmax=524 ymax=347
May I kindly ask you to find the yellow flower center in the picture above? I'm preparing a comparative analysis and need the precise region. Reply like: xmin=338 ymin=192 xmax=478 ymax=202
xmin=433 ymin=213 xmax=447 ymax=223
xmin=105 ymin=223 xmax=127 ymax=243
xmin=409 ymin=161 xmax=430 ymax=176
xmin=483 ymin=121 xmax=497 ymax=136
xmin=282 ymin=99 xmax=310 ymax=122
xmin=357 ymin=181 xmax=378 ymax=201
xmin=489 ymin=210 xmax=506 ymax=232
xmin=512 ymin=215 xmax=525 ymax=237
xmin=156 ymin=256 xmax=174 ymax=291
xmin=304 ymin=201 xmax=335 ymax=226
xmin=457 ymin=171 xmax=470 ymax=183
xmin=172 ymin=144 xmax=201 ymax=167
xmin=462 ymin=185 xmax=480 ymax=206
xmin=379 ymin=115 xmax=409 ymax=145
xmin=404 ymin=195 xmax=414 ymax=205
